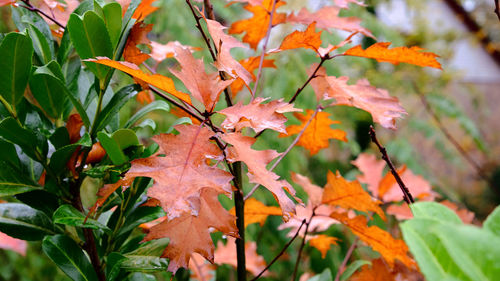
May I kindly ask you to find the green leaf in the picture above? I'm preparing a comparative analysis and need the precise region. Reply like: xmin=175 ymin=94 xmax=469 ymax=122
xmin=49 ymin=133 xmax=92 ymax=173
xmin=27 ymin=24 xmax=54 ymax=64
xmin=117 ymin=206 xmax=164 ymax=237
xmin=102 ymin=2 xmax=122 ymax=48
xmin=410 ymin=201 xmax=462 ymax=224
xmin=0 ymin=32 xmax=33 ymax=107
xmin=29 ymin=61 xmax=69 ymax=119
xmin=0 ymin=117 xmax=48 ymax=161
xmin=50 ymin=127 xmax=71 ymax=150
xmin=307 ymin=268 xmax=332 ymax=281
xmin=124 ymin=100 xmax=170 ymax=128
xmin=112 ymin=129 xmax=140 ymax=150
xmin=121 ymin=238 xmax=170 ymax=272
xmin=16 ymin=190 xmax=60 ymax=217
xmin=0 ymin=203 xmax=54 ymax=240
xmin=106 ymin=253 xmax=127 ymax=281
xmin=94 ymin=84 xmax=140 ymax=132
xmin=484 ymin=205 xmax=500 ymax=237
xmin=53 ymin=205 xmax=111 ymax=232
xmin=67 ymin=11 xmax=113 ymax=79
xmin=42 ymin=235 xmax=99 ymax=281
xmin=340 ymin=260 xmax=371 ymax=281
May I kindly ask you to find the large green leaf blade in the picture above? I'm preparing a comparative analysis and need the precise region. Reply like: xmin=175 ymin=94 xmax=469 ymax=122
xmin=124 ymin=100 xmax=170 ymax=128
xmin=42 ymin=235 xmax=99 ymax=281
xmin=484 ymin=205 xmax=500 ymax=237
xmin=0 ymin=203 xmax=54 ymax=240
xmin=52 ymin=205 xmax=111 ymax=232
xmin=94 ymin=84 xmax=140 ymax=132
xmin=410 ymin=201 xmax=462 ymax=223
xmin=0 ymin=32 xmax=33 ymax=107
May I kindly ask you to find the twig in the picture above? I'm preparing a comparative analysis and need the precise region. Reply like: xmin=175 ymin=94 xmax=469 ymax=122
xmin=334 ymin=237 xmax=359 ymax=281
xmin=252 ymin=0 xmax=278 ymax=97
xmin=20 ymin=0 xmax=65 ymax=28
xmin=203 ymin=0 xmax=215 ymax=21
xmin=186 ymin=0 xmax=217 ymax=61
xmin=250 ymin=219 xmax=307 ymax=281
xmin=368 ymin=126 xmax=415 ymax=204
xmin=495 ymin=0 xmax=500 ymax=21
xmin=148 ymin=87 xmax=205 ymax=123
xmin=245 ymin=105 xmax=322 ymax=200
xmin=291 ymin=208 xmax=316 ymax=281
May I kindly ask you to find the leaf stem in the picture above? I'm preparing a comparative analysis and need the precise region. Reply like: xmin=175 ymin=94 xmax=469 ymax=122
xmin=368 ymin=126 xmax=415 ymax=204
xmin=334 ymin=237 xmax=359 ymax=281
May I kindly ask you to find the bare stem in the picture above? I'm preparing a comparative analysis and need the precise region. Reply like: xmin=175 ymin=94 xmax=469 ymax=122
xmin=291 ymin=208 xmax=316 ymax=281
xmin=245 ymin=105 xmax=322 ymax=200
xmin=368 ymin=126 xmax=415 ymax=204
xmin=252 ymin=0 xmax=278 ymax=97
xmin=250 ymin=219 xmax=307 ymax=281
xmin=185 ymin=0 xmax=217 ymax=61
xmin=20 ymin=0 xmax=65 ymax=28
xmin=334 ymin=237 xmax=359 ymax=281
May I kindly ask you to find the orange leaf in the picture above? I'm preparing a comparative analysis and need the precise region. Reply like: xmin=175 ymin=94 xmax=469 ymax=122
xmin=150 ymin=41 xmax=199 ymax=63
xmin=378 ymin=165 xmax=407 ymax=199
xmin=136 ymin=89 xmax=155 ymax=104
xmin=214 ymin=237 xmax=268 ymax=276
xmin=214 ymin=44 xmax=253 ymax=86
xmin=218 ymin=97 xmax=301 ymax=133
xmin=39 ymin=0 xmax=79 ymax=28
xmin=189 ymin=253 xmax=215 ymax=281
xmin=281 ymin=110 xmax=347 ymax=155
xmin=287 ymin=6 xmax=373 ymax=38
xmin=310 ymin=68 xmax=406 ymax=129
xmin=349 ymin=258 xmax=423 ymax=281
xmin=66 ymin=113 xmax=84 ymax=143
xmin=132 ymin=0 xmax=158 ymax=21
xmin=0 ymin=0 xmax=15 ymax=7
xmin=277 ymin=22 xmax=322 ymax=53
xmin=351 ymin=153 xmax=386 ymax=197
xmin=291 ymin=172 xmax=323 ymax=207
xmin=229 ymin=0 xmax=286 ymax=49
xmin=330 ymin=212 xmax=416 ymax=269
xmin=344 ymin=42 xmax=442 ymax=69
xmin=230 ymin=198 xmax=282 ymax=227
xmin=143 ymin=188 xmax=238 ymax=273
xmin=229 ymin=56 xmax=275 ymax=96
xmin=123 ymin=21 xmax=152 ymax=65
xmin=88 ymin=57 xmax=191 ymax=104
xmin=170 ymin=46 xmax=232 ymax=111
xmin=86 ymin=142 xmax=106 ymax=163
xmin=322 ymin=171 xmax=385 ymax=220
xmin=308 ymin=234 xmax=339 ymax=258
xmin=221 ymin=132 xmax=299 ymax=221
xmin=0 ymin=232 xmax=27 ymax=256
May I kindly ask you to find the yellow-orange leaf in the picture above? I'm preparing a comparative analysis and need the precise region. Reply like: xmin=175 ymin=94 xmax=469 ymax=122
xmin=330 ymin=212 xmax=416 ymax=269
xmin=378 ymin=165 xmax=406 ymax=199
xmin=214 ymin=237 xmax=268 ymax=276
xmin=349 ymin=258 xmax=423 ymax=281
xmin=344 ymin=42 xmax=442 ymax=69
xmin=281 ymin=110 xmax=347 ymax=155
xmin=230 ymin=198 xmax=282 ymax=227
xmin=308 ymin=234 xmax=339 ymax=258
xmin=123 ymin=21 xmax=152 ymax=65
xmin=88 ymin=57 xmax=191 ymax=104
xmin=322 ymin=171 xmax=385 ymax=220
xmin=230 ymin=56 xmax=275 ymax=96
xmin=278 ymin=22 xmax=322 ymax=52
xmin=132 ymin=0 xmax=158 ymax=21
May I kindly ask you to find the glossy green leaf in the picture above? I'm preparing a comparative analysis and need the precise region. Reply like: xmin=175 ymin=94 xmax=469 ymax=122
xmin=0 ymin=203 xmax=54 ymax=240
xmin=410 ymin=201 xmax=462 ymax=224
xmin=42 ymin=235 xmax=99 ymax=281
xmin=49 ymin=133 xmax=92 ymax=173
xmin=0 ymin=117 xmax=48 ymax=161
xmin=112 ymin=129 xmax=140 ymax=150
xmin=94 ymin=84 xmax=140 ymax=132
xmin=53 ymin=205 xmax=111 ymax=232
xmin=16 ymin=190 xmax=60 ymax=217
xmin=117 ymin=206 xmax=164 ymax=237
xmin=102 ymin=2 xmax=122 ymax=48
xmin=124 ymin=100 xmax=170 ymax=128
xmin=11 ymin=5 xmax=53 ymax=42
xmin=106 ymin=253 xmax=127 ymax=281
xmin=67 ymin=11 xmax=113 ymax=79
xmin=484 ymin=205 xmax=500 ymax=237
xmin=50 ymin=127 xmax=71 ymax=150
xmin=27 ymin=24 xmax=54 ymax=64
xmin=340 ymin=260 xmax=371 ymax=281
xmin=0 ymin=32 xmax=33 ymax=107
xmin=97 ymin=132 xmax=127 ymax=165
xmin=121 ymin=238 xmax=170 ymax=272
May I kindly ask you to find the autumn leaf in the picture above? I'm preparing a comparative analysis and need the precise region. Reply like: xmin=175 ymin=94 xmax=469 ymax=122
xmin=281 ymin=109 xmax=347 ymax=155
xmin=0 ymin=0 xmax=15 ymax=7
xmin=218 ymin=97 xmax=301 ymax=133
xmin=189 ymin=253 xmax=214 ymax=281
xmin=333 ymin=0 xmax=366 ymax=9
xmin=287 ymin=6 xmax=373 ymax=38
xmin=66 ymin=113 xmax=84 ymax=143
xmin=202 ymin=12 xmax=247 ymax=51
xmin=310 ymin=68 xmax=406 ymax=130
xmin=170 ymin=46 xmax=233 ymax=112
xmin=291 ymin=172 xmax=323 ymax=207
xmin=276 ymin=22 xmax=322 ymax=53
xmin=351 ymin=153 xmax=385 ymax=197
xmin=349 ymin=258 xmax=424 ymax=281
xmin=308 ymin=234 xmax=339 ymax=258
xmin=136 ymin=90 xmax=155 ymax=104
xmin=330 ymin=212 xmax=416 ymax=268
xmin=132 ymin=0 xmax=158 ymax=21
xmin=377 ymin=165 xmax=407 ymax=199
xmin=322 ymin=171 xmax=385 ymax=220
xmin=89 ymin=57 xmax=191 ymax=104
xmin=229 ymin=0 xmax=286 ymax=49
xmin=278 ymin=204 xmax=339 ymax=237
xmin=150 ymin=41 xmax=199 ymax=63
xmin=123 ymin=21 xmax=152 ymax=65
xmin=230 ymin=198 xmax=282 ymax=227
xmin=214 ymin=237 xmax=268 ymax=276
xmin=143 ymin=188 xmax=238 ymax=273
xmin=214 ymin=44 xmax=253 ymax=87
xmin=39 ymin=0 xmax=79 ymax=28
xmin=0 ymin=232 xmax=27 ymax=256
xmin=221 ymin=132 xmax=299 ymax=221
xmin=344 ymin=42 xmax=442 ymax=69
xmin=229 ymin=56 xmax=276 ymax=96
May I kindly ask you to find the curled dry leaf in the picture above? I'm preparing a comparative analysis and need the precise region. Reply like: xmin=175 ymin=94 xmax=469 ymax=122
xmin=229 ymin=0 xmax=286 ymax=49
xmin=89 ymin=57 xmax=191 ymax=104
xmin=287 ymin=6 xmax=374 ymax=38
xmin=218 ymin=97 xmax=301 ymax=133
xmin=143 ymin=188 xmax=238 ymax=273
xmin=322 ymin=170 xmax=385 ymax=220
xmin=221 ymin=132 xmax=299 ymax=221
xmin=123 ymin=21 xmax=152 ymax=65
xmin=330 ymin=212 xmax=416 ymax=269
xmin=280 ymin=109 xmax=347 ymax=155
xmin=214 ymin=237 xmax=268 ymax=276
xmin=230 ymin=197 xmax=282 ymax=227
xmin=308 ymin=234 xmax=339 ymax=258
xmin=344 ymin=42 xmax=442 ymax=69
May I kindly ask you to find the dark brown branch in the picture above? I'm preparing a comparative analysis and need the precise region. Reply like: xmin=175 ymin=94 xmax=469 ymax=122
xmin=149 ymin=87 xmax=204 ymax=123
xmin=20 ymin=0 xmax=65 ymax=28
xmin=368 ymin=126 xmax=415 ymax=204
xmin=291 ymin=209 xmax=315 ymax=281
xmin=250 ymin=219 xmax=307 ymax=281
xmin=334 ymin=237 xmax=359 ymax=281
xmin=203 ymin=0 xmax=215 ymax=21
xmin=186 ymin=0 xmax=217 ymax=61
xmin=441 ymin=0 xmax=500 ymax=67
xmin=495 ymin=0 xmax=500 ymax=21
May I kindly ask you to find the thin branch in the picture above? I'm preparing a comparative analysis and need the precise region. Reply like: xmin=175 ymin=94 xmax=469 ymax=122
xmin=334 ymin=237 xmax=359 ymax=281
xmin=149 ymin=87 xmax=205 ymax=123
xmin=291 ymin=208 xmax=316 ymax=281
xmin=186 ymin=0 xmax=217 ymax=61
xmin=495 ymin=0 xmax=500 ymax=21
xmin=368 ymin=126 xmax=415 ymax=204
xmin=245 ymin=105 xmax=322 ymax=200
xmin=250 ymin=219 xmax=307 ymax=281
xmin=203 ymin=0 xmax=215 ymax=21
xmin=252 ymin=0 xmax=278 ymax=97
xmin=20 ymin=0 xmax=65 ymax=28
